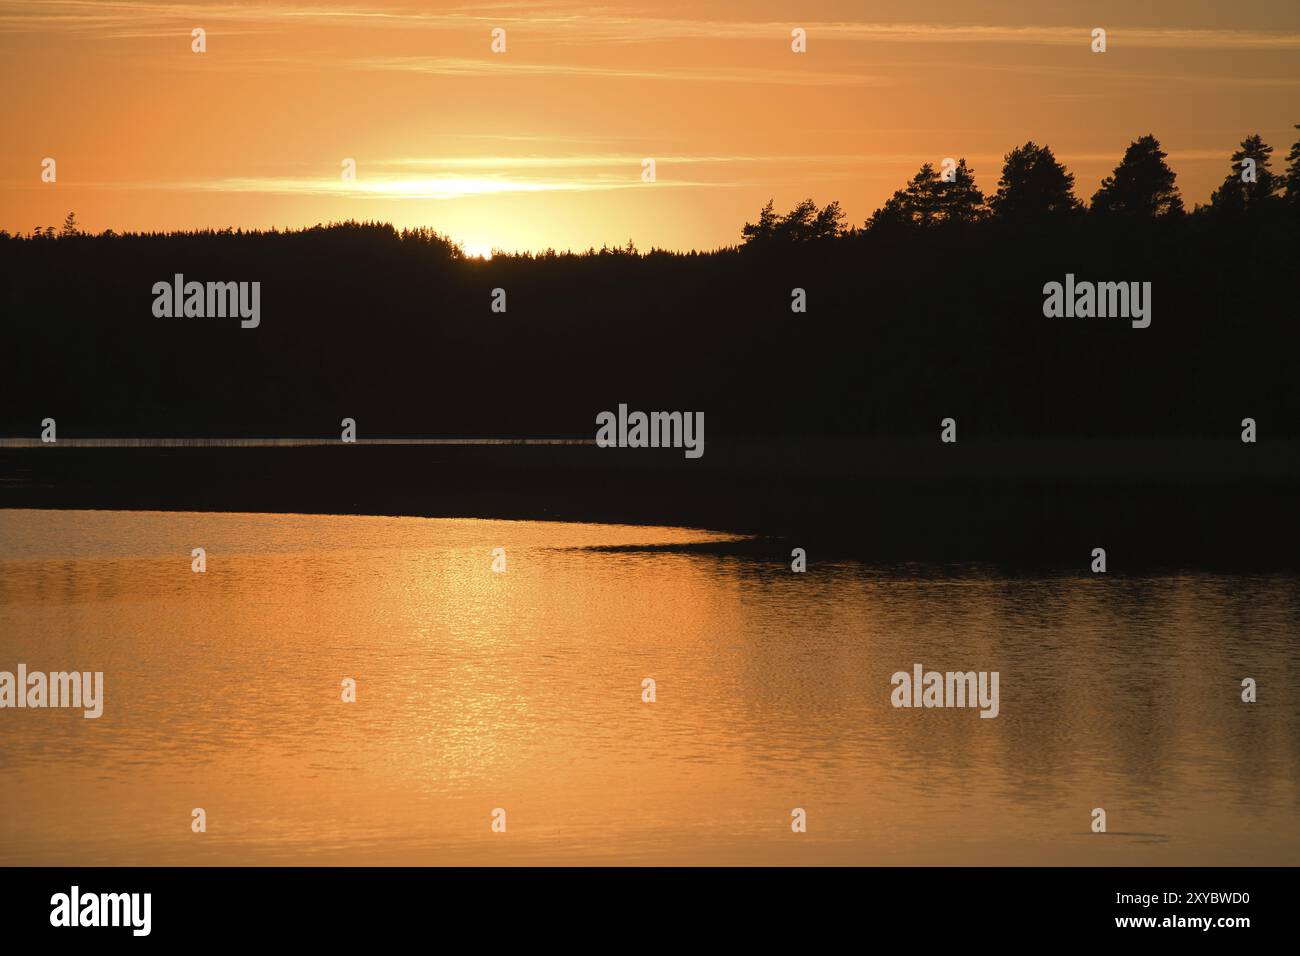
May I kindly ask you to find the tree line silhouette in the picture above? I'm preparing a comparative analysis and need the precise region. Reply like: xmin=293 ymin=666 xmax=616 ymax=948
xmin=2 ymin=129 xmax=1297 ymax=442
xmin=739 ymin=130 xmax=1300 ymax=242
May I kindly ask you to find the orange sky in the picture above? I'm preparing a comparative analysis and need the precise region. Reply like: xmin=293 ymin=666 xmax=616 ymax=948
xmin=3 ymin=1 xmax=1298 ymax=252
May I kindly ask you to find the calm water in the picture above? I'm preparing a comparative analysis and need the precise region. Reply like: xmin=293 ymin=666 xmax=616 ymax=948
xmin=1 ymin=509 xmax=1297 ymax=865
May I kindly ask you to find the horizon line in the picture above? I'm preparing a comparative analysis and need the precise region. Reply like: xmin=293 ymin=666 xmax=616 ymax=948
xmin=0 ymin=437 xmax=597 ymax=448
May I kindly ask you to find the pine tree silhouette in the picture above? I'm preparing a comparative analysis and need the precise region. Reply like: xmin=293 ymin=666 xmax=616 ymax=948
xmin=1091 ymin=135 xmax=1183 ymax=218
xmin=989 ymin=142 xmax=1081 ymax=220
xmin=1282 ymin=125 xmax=1300 ymax=214
xmin=1210 ymin=134 xmax=1282 ymax=212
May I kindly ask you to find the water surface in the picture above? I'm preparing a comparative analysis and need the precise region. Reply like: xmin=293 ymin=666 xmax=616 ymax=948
xmin=1 ymin=509 xmax=1296 ymax=865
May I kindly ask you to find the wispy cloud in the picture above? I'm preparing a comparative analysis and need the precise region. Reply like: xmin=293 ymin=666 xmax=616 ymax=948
xmin=4 ymin=147 xmax=1238 ymax=199
xmin=145 ymin=173 xmax=715 ymax=199
xmin=0 ymin=146 xmax=1237 ymax=202
xmin=341 ymin=55 xmax=888 ymax=86
xmin=4 ymin=1 xmax=1298 ymax=51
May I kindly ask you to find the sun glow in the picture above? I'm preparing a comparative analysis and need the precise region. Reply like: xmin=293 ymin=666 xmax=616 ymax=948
xmin=462 ymin=242 xmax=494 ymax=260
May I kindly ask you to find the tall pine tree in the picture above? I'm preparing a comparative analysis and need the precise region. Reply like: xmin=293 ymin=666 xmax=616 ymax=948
xmin=1091 ymin=135 xmax=1183 ymax=218
xmin=1209 ymin=134 xmax=1281 ymax=212
xmin=989 ymin=142 xmax=1081 ymax=220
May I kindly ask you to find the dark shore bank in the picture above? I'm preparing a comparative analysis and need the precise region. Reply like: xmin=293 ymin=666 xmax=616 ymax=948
xmin=3 ymin=439 xmax=1297 ymax=572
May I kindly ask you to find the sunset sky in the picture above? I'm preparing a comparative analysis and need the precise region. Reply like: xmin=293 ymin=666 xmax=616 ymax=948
xmin=3 ymin=0 xmax=1298 ymax=253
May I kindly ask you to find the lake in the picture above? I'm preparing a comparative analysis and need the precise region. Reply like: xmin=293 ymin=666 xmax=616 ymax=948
xmin=1 ymin=508 xmax=1296 ymax=865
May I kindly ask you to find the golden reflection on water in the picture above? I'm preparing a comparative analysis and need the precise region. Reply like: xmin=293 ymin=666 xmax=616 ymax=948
xmin=0 ymin=509 xmax=1297 ymax=865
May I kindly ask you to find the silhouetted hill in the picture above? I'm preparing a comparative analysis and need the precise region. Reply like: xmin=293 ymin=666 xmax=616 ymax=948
xmin=1 ymin=209 xmax=1295 ymax=441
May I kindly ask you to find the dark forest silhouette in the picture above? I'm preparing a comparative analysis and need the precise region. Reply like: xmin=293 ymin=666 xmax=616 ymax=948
xmin=3 ymin=130 xmax=1299 ymax=441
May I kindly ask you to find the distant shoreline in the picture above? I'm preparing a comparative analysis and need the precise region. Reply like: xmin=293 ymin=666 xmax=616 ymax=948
xmin=0 ymin=437 xmax=595 ymax=447
xmin=3 ymin=440 xmax=1298 ymax=572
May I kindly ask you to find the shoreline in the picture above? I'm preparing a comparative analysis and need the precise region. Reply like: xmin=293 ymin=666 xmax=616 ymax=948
xmin=3 ymin=439 xmax=1299 ymax=571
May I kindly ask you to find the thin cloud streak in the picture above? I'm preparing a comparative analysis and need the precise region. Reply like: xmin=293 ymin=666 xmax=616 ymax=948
xmin=5 ymin=149 xmax=1236 ymax=198
xmin=139 ymin=175 xmax=719 ymax=200
xmin=345 ymin=55 xmax=890 ymax=86
xmin=3 ymin=2 xmax=1298 ymax=50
